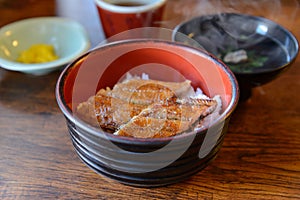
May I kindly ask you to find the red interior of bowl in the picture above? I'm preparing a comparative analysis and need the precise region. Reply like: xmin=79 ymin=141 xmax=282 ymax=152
xmin=62 ymin=40 xmax=235 ymax=113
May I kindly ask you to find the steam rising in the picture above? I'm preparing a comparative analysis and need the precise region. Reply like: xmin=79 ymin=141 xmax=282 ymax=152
xmin=169 ymin=0 xmax=299 ymax=73
xmin=162 ymin=0 xmax=300 ymax=30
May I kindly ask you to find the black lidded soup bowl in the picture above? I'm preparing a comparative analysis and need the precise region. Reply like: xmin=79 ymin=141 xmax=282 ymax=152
xmin=55 ymin=39 xmax=239 ymax=187
xmin=174 ymin=13 xmax=299 ymax=100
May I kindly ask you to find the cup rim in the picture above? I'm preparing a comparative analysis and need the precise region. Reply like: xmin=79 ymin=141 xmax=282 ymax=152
xmin=94 ymin=0 xmax=166 ymax=14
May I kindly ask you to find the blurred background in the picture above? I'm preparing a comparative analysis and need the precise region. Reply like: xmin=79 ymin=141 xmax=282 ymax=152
xmin=1 ymin=0 xmax=299 ymax=48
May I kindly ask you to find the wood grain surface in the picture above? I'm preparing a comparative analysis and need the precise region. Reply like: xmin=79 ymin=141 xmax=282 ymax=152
xmin=0 ymin=0 xmax=299 ymax=199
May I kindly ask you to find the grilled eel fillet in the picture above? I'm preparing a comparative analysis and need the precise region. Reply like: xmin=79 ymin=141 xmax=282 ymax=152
xmin=112 ymin=79 xmax=195 ymax=104
xmin=76 ymin=79 xmax=217 ymax=137
xmin=76 ymin=80 xmax=182 ymax=132
xmin=76 ymin=88 xmax=147 ymax=132
xmin=115 ymin=97 xmax=217 ymax=138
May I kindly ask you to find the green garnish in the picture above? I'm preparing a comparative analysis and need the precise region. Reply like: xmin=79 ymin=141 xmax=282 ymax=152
xmin=222 ymin=50 xmax=268 ymax=73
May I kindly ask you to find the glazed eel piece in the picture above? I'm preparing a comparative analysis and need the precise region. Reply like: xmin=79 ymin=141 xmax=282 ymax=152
xmin=76 ymin=79 xmax=217 ymax=138
xmin=115 ymin=97 xmax=217 ymax=138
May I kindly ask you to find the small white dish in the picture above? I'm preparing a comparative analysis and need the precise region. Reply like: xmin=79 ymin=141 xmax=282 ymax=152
xmin=0 ymin=17 xmax=90 ymax=75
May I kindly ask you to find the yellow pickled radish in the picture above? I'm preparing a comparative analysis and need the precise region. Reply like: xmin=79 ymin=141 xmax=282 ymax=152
xmin=17 ymin=44 xmax=59 ymax=64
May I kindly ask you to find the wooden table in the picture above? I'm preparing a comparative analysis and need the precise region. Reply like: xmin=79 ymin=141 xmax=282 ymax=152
xmin=1 ymin=0 xmax=299 ymax=199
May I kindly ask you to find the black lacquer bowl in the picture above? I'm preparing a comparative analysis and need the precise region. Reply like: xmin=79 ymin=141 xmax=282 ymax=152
xmin=174 ymin=13 xmax=299 ymax=100
xmin=56 ymin=39 xmax=239 ymax=187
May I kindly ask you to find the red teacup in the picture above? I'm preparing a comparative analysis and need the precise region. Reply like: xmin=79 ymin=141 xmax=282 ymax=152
xmin=94 ymin=0 xmax=166 ymax=38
